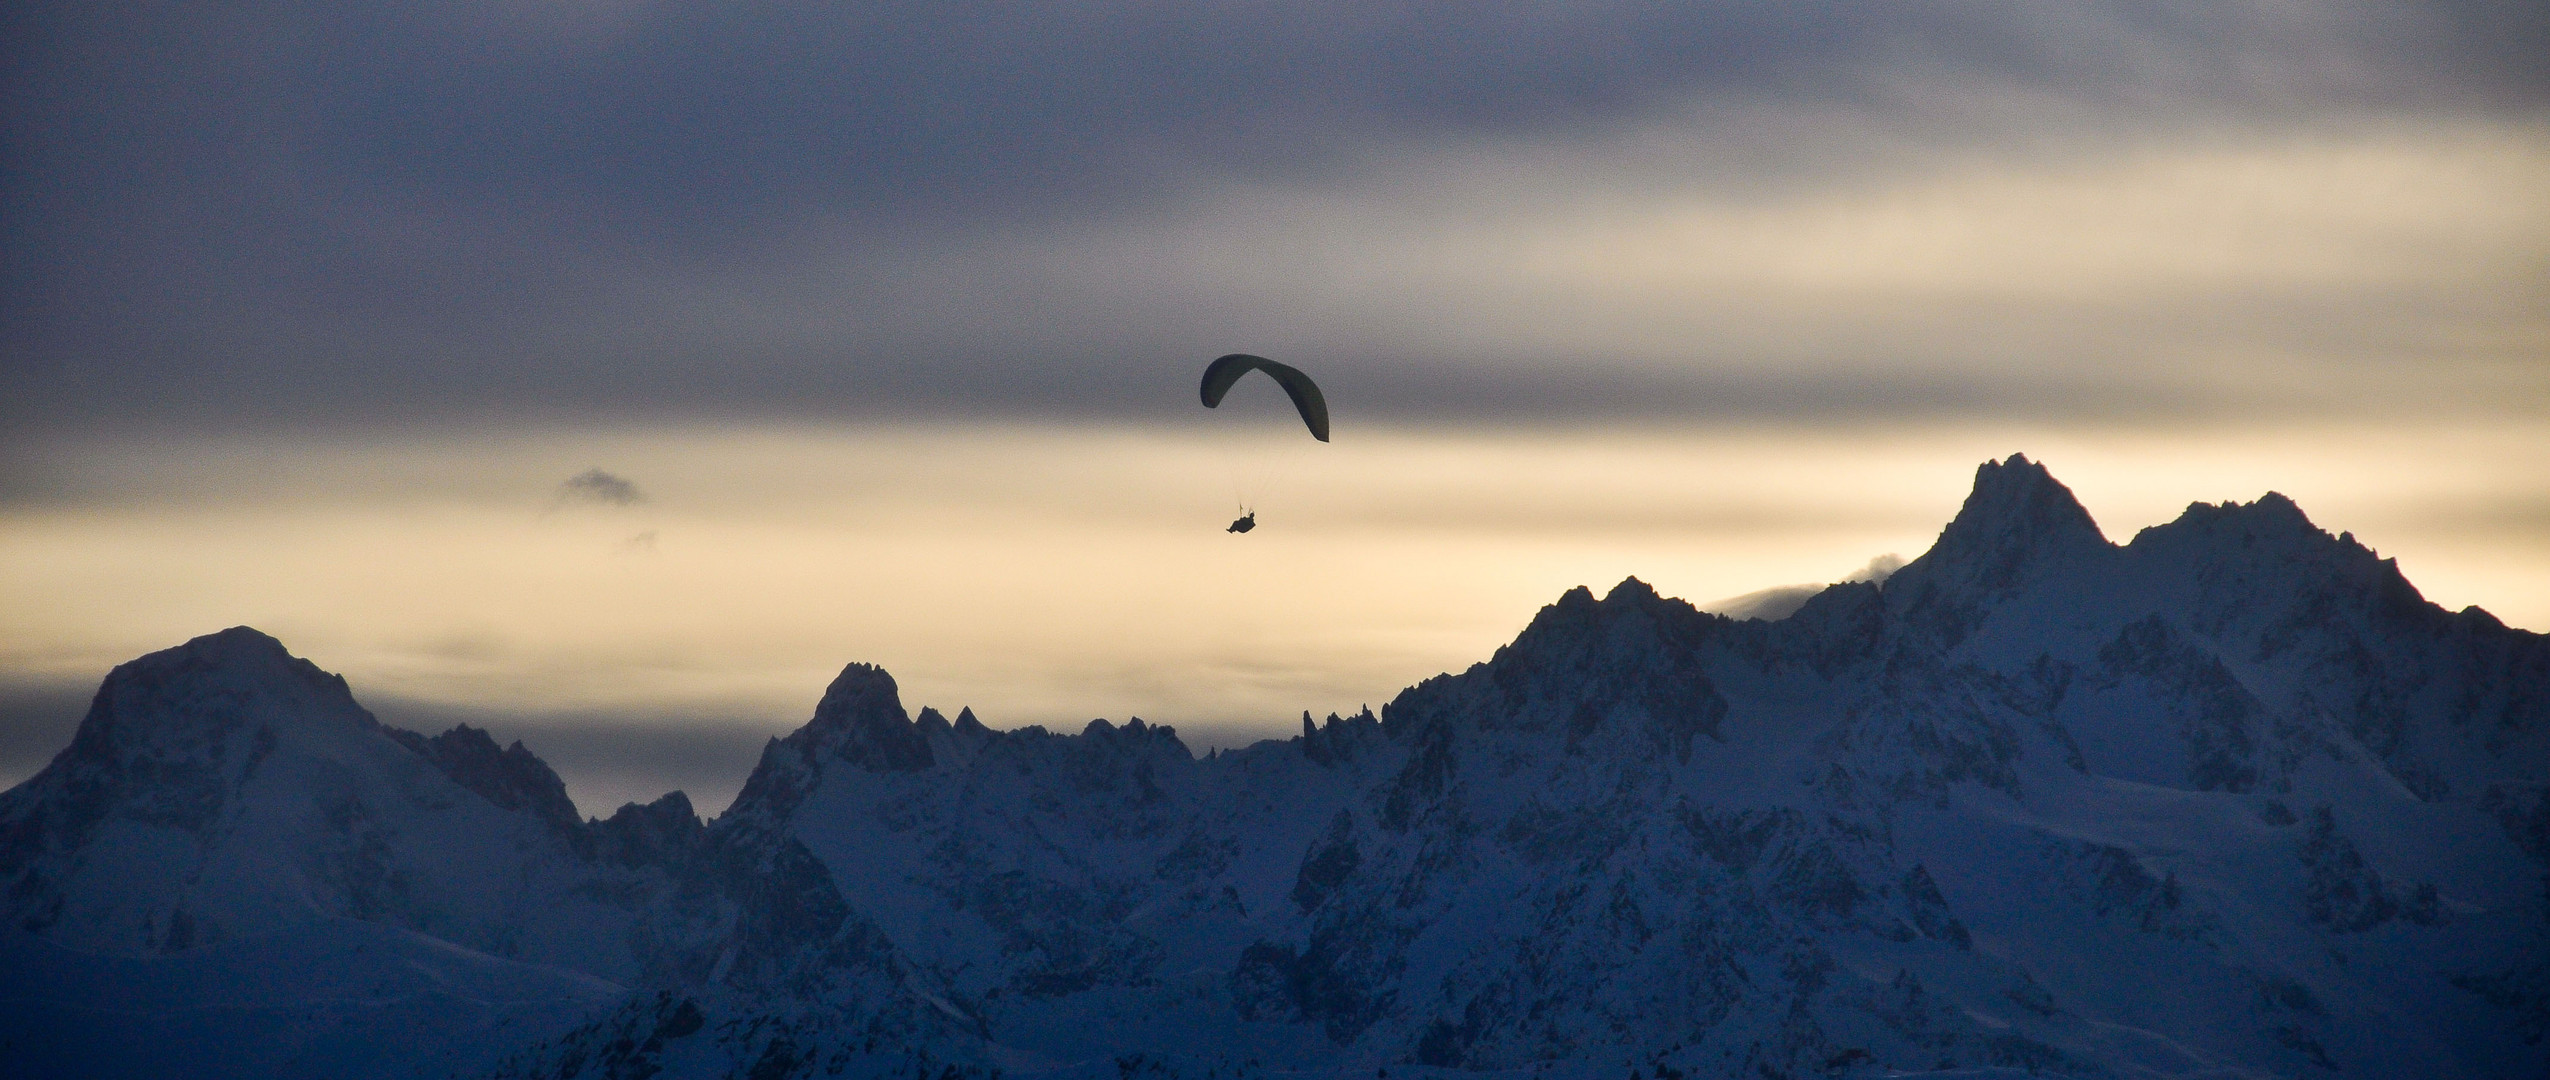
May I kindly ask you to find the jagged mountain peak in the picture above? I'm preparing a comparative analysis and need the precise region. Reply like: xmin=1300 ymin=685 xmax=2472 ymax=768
xmin=1918 ymin=454 xmax=2110 ymax=584
xmin=1526 ymin=576 xmax=1704 ymax=631
xmin=1536 ymin=575 xmax=1689 ymax=612
xmin=805 ymin=661 xmax=933 ymax=773
xmin=2118 ymin=488 xmax=2468 ymax=638
xmin=1491 ymin=575 xmax=1725 ymax=669
xmin=2137 ymin=489 xmax=2322 ymax=546
xmin=1873 ymin=456 xmax=2113 ymax=648
xmin=727 ymin=661 xmax=939 ymax=822
xmin=1488 ymin=578 xmax=1707 ymax=688
xmin=1385 ymin=574 xmax=1730 ymax=765
xmin=589 ymin=790 xmax=703 ymax=868
xmin=2126 ymin=490 xmax=2390 ymax=579
xmin=1073 ymin=715 xmax=1191 ymax=757
xmin=812 ymin=661 xmax=907 ymax=726
xmin=1600 ymin=575 xmax=1664 ymax=605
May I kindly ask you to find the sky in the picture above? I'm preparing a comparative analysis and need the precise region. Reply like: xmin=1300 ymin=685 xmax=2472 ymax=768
xmin=4 ymin=1 xmax=2546 ymax=815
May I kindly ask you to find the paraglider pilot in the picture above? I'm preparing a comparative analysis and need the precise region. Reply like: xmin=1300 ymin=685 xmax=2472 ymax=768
xmin=1201 ymin=353 xmax=1326 ymax=534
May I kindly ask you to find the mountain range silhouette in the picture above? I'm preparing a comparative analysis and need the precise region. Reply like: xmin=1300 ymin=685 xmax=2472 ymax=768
xmin=3 ymin=456 xmax=2543 ymax=1079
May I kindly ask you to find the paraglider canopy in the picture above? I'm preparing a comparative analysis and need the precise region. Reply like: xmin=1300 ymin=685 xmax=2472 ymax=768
xmin=1200 ymin=354 xmax=1329 ymax=442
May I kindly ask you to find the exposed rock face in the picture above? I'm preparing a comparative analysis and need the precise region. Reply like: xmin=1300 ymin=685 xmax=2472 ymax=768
xmin=385 ymin=723 xmax=585 ymax=836
xmin=5 ymin=456 xmax=2548 ymax=1080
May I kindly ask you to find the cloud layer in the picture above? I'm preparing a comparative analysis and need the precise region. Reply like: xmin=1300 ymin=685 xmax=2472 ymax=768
xmin=6 ymin=1 xmax=2544 ymax=434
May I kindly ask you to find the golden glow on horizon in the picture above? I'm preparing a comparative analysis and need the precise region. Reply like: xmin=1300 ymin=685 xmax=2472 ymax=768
xmin=889 ymin=118 xmax=2549 ymax=406
xmin=3 ymin=421 xmax=2544 ymax=753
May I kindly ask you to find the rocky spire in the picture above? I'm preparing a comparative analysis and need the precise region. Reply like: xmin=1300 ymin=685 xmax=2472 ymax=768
xmin=804 ymin=663 xmax=933 ymax=774
xmin=726 ymin=662 xmax=932 ymax=824
xmin=1873 ymin=455 xmax=2113 ymax=648
xmin=1917 ymin=454 xmax=2110 ymax=594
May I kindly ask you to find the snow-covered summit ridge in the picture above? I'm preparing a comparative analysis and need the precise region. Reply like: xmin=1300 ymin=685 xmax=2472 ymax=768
xmin=54 ymin=625 xmax=376 ymax=765
xmin=20 ymin=623 xmax=589 ymax=840
xmin=2 ymin=627 xmax=383 ymax=885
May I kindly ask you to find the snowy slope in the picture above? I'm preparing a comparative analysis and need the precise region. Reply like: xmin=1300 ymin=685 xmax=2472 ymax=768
xmin=0 ymin=917 xmax=618 ymax=1080
xmin=0 ymin=627 xmax=700 ymax=981
xmin=7 ymin=456 xmax=2546 ymax=1080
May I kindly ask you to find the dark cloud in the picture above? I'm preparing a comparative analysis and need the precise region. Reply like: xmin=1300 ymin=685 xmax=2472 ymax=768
xmin=4 ymin=1 xmax=2542 ymax=435
xmin=557 ymin=468 xmax=645 ymax=507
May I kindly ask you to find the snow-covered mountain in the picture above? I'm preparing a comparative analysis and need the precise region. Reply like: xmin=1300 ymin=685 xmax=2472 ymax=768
xmin=0 ymin=625 xmax=703 ymax=980
xmin=4 ymin=455 xmax=2544 ymax=1080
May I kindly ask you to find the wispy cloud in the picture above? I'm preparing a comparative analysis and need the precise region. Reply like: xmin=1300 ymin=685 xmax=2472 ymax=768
xmin=556 ymin=469 xmax=646 ymax=507
xmin=1845 ymin=555 xmax=1904 ymax=584
xmin=1701 ymin=552 xmax=1904 ymax=622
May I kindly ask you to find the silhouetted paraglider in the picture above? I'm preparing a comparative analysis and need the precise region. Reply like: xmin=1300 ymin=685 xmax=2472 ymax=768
xmin=1201 ymin=354 xmax=1326 ymax=533
xmin=1200 ymin=354 xmax=1328 ymax=442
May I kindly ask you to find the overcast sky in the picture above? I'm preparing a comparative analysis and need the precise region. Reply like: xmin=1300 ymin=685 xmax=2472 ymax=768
xmin=4 ymin=2 xmax=2545 ymax=814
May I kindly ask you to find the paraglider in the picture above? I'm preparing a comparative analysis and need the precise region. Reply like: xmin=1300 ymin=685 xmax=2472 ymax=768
xmin=1200 ymin=353 xmax=1326 ymax=533
xmin=1200 ymin=354 xmax=1328 ymax=442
